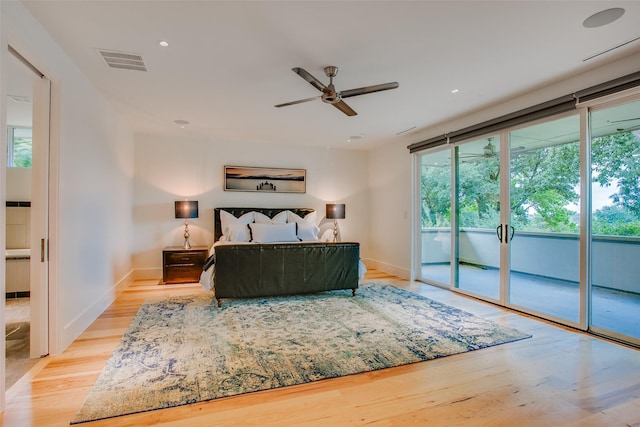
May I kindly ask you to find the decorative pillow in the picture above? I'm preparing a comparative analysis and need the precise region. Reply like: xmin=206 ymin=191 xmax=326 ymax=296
xmin=220 ymin=210 xmax=254 ymax=242
xmin=296 ymin=221 xmax=320 ymax=241
xmin=254 ymin=211 xmax=288 ymax=224
xmin=249 ymin=222 xmax=298 ymax=243
xmin=287 ymin=211 xmax=320 ymax=241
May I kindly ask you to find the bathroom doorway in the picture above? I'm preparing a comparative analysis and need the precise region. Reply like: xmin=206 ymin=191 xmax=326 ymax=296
xmin=5 ymin=46 xmax=50 ymax=390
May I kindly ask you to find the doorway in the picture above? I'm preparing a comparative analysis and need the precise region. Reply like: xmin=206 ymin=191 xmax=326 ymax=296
xmin=4 ymin=46 xmax=50 ymax=391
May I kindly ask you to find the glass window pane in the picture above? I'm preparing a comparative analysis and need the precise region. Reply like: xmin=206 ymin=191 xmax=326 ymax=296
xmin=590 ymin=99 xmax=640 ymax=341
xmin=455 ymin=136 xmax=500 ymax=300
xmin=8 ymin=126 xmax=33 ymax=168
xmin=509 ymin=115 xmax=581 ymax=322
xmin=420 ymin=149 xmax=451 ymax=285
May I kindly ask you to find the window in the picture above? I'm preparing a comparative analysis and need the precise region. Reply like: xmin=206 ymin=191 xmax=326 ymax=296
xmin=7 ymin=126 xmax=33 ymax=168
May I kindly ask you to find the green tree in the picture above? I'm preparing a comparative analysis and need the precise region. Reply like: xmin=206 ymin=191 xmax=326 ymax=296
xmin=421 ymin=165 xmax=451 ymax=227
xmin=592 ymin=205 xmax=640 ymax=236
xmin=591 ymin=131 xmax=640 ymax=215
xmin=509 ymin=142 xmax=580 ymax=232
xmin=420 ymin=129 xmax=640 ymax=236
xmin=457 ymin=157 xmax=500 ymax=228
xmin=11 ymin=136 xmax=32 ymax=167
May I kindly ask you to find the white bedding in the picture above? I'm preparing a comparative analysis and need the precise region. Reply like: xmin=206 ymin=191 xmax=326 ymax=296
xmin=198 ymin=241 xmax=367 ymax=292
xmin=199 ymin=240 xmax=246 ymax=291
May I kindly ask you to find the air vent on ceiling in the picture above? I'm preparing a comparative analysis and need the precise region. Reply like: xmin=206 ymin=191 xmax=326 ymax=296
xmin=8 ymin=95 xmax=32 ymax=104
xmin=97 ymin=49 xmax=147 ymax=71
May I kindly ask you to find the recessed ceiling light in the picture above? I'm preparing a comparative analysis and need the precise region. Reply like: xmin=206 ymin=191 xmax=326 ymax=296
xmin=346 ymin=135 xmax=362 ymax=143
xmin=174 ymin=119 xmax=189 ymax=128
xmin=583 ymin=8 xmax=625 ymax=28
xmin=158 ymin=40 xmax=169 ymax=47
xmin=451 ymin=89 xmax=459 ymax=94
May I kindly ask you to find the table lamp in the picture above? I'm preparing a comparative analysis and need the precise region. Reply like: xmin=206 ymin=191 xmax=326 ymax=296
xmin=326 ymin=203 xmax=345 ymax=242
xmin=175 ymin=200 xmax=198 ymax=249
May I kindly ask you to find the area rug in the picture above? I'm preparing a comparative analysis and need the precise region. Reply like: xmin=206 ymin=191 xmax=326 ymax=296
xmin=71 ymin=282 xmax=530 ymax=424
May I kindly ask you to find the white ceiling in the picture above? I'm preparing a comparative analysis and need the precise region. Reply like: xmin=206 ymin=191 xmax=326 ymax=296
xmin=13 ymin=1 xmax=640 ymax=150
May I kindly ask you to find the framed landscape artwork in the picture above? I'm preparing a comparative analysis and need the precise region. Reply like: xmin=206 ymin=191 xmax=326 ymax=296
xmin=224 ymin=166 xmax=306 ymax=193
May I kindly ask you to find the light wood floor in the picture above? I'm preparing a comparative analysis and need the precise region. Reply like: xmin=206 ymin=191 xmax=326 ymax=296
xmin=2 ymin=270 xmax=639 ymax=426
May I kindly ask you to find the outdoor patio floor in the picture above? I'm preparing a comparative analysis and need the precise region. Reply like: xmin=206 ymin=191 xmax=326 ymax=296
xmin=421 ymin=264 xmax=640 ymax=340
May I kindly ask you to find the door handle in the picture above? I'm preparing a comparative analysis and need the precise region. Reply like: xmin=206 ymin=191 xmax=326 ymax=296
xmin=41 ymin=238 xmax=45 ymax=262
xmin=509 ymin=225 xmax=515 ymax=242
xmin=496 ymin=224 xmax=503 ymax=243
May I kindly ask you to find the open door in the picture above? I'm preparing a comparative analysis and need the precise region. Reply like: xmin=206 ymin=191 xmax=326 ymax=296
xmin=30 ymin=75 xmax=50 ymax=358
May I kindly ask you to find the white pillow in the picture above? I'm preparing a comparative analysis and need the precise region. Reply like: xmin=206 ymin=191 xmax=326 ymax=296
xmin=254 ymin=211 xmax=288 ymax=224
xmin=287 ymin=211 xmax=320 ymax=241
xmin=296 ymin=221 xmax=320 ymax=241
xmin=220 ymin=210 xmax=254 ymax=242
xmin=249 ymin=222 xmax=298 ymax=243
xmin=287 ymin=210 xmax=317 ymax=224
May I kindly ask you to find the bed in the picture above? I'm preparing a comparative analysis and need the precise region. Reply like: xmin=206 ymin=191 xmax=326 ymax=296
xmin=200 ymin=207 xmax=362 ymax=307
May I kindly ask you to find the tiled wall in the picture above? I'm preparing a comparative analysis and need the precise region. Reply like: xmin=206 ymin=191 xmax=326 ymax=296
xmin=6 ymin=205 xmax=31 ymax=296
xmin=6 ymin=205 xmax=31 ymax=249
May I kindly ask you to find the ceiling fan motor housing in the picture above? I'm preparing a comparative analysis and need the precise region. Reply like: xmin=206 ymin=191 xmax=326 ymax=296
xmin=322 ymin=66 xmax=341 ymax=103
xmin=322 ymin=90 xmax=342 ymax=104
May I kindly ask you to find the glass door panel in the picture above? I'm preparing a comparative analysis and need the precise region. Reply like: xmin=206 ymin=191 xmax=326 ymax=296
xmin=589 ymin=99 xmax=640 ymax=342
xmin=454 ymin=136 xmax=501 ymax=300
xmin=419 ymin=149 xmax=452 ymax=285
xmin=508 ymin=115 xmax=581 ymax=323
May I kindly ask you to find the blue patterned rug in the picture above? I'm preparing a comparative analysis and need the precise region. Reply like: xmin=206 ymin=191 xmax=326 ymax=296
xmin=71 ymin=282 xmax=530 ymax=423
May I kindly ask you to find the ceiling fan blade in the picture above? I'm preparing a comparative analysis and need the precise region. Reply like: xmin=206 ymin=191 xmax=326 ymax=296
xmin=332 ymin=100 xmax=357 ymax=116
xmin=275 ymin=96 xmax=321 ymax=108
xmin=340 ymin=82 xmax=399 ymax=99
xmin=292 ymin=67 xmax=326 ymax=92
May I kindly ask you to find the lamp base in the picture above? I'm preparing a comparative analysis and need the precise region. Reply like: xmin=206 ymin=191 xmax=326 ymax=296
xmin=183 ymin=220 xmax=191 ymax=249
xmin=333 ymin=220 xmax=338 ymax=242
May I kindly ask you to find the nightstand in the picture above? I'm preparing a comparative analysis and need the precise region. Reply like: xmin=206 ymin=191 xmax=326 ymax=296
xmin=161 ymin=246 xmax=208 ymax=284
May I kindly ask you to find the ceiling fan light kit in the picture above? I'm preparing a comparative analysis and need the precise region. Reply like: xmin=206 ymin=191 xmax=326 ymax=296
xmin=275 ymin=65 xmax=399 ymax=116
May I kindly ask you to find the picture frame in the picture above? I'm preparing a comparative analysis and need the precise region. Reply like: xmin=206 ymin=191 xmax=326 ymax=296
xmin=224 ymin=166 xmax=306 ymax=193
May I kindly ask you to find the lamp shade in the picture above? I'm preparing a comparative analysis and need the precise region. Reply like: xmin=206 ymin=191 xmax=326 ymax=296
xmin=326 ymin=203 xmax=345 ymax=220
xmin=175 ymin=200 xmax=198 ymax=219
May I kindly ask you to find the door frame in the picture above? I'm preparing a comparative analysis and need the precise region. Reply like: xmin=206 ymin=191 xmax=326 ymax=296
xmin=2 ymin=44 xmax=59 ymax=408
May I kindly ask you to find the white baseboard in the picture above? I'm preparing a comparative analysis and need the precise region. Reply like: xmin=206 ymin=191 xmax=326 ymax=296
xmin=362 ymin=258 xmax=411 ymax=280
xmin=60 ymin=269 xmax=135 ymax=352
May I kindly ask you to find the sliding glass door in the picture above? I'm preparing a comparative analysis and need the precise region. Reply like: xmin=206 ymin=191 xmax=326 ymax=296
xmin=416 ymin=95 xmax=640 ymax=346
xmin=507 ymin=115 xmax=582 ymax=323
xmin=419 ymin=149 xmax=451 ymax=286
xmin=454 ymin=136 xmax=501 ymax=300
xmin=589 ymin=98 xmax=640 ymax=343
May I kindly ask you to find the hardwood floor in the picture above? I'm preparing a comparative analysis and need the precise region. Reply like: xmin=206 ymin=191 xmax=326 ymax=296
xmin=2 ymin=270 xmax=639 ymax=426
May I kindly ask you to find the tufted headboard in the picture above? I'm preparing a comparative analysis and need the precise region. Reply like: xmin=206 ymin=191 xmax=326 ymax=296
xmin=214 ymin=207 xmax=315 ymax=242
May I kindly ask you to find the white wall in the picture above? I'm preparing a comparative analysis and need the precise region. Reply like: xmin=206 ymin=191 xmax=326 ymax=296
xmin=369 ymin=50 xmax=640 ymax=280
xmin=367 ymin=143 xmax=413 ymax=279
xmin=6 ymin=168 xmax=31 ymax=201
xmin=2 ymin=1 xmax=135 ymax=354
xmin=133 ymin=134 xmax=369 ymax=277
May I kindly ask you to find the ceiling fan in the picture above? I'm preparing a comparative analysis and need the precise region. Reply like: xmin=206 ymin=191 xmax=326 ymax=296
xmin=274 ymin=66 xmax=399 ymax=116
xmin=459 ymin=139 xmax=498 ymax=160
